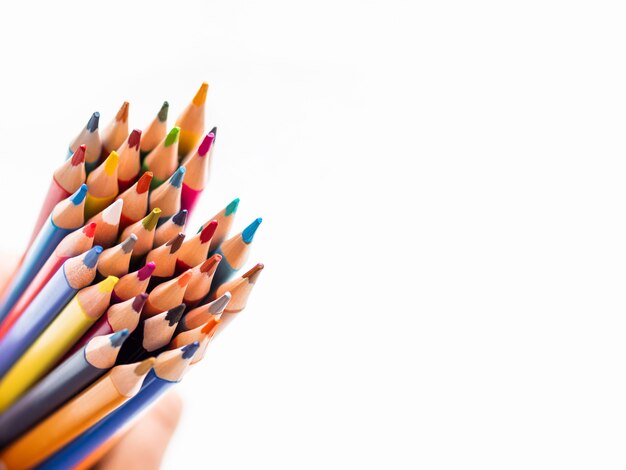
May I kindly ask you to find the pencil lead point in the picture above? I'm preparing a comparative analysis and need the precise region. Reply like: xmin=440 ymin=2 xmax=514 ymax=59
xmin=138 ymin=262 xmax=156 ymax=281
xmin=158 ymin=101 xmax=169 ymax=122
xmin=198 ymin=133 xmax=214 ymax=157
xmin=143 ymin=208 xmax=161 ymax=231
xmin=134 ymin=357 xmax=155 ymax=375
xmin=210 ymin=292 xmax=231 ymax=314
xmin=181 ymin=341 xmax=200 ymax=359
xmin=116 ymin=102 xmax=129 ymax=122
xmin=200 ymin=254 xmax=222 ymax=274
xmin=200 ymin=220 xmax=218 ymax=243
xmin=224 ymin=198 xmax=240 ymax=216
xmin=242 ymin=218 xmax=262 ymax=244
xmin=132 ymin=293 xmax=149 ymax=313
xmin=71 ymin=145 xmax=86 ymax=165
xmin=86 ymin=112 xmax=100 ymax=132
xmin=110 ymin=329 xmax=130 ymax=347
xmin=71 ymin=184 xmax=88 ymax=205
xmin=103 ymin=151 xmax=119 ymax=175
xmin=136 ymin=172 xmax=153 ymax=194
xmin=166 ymin=304 xmax=186 ymax=326
xmin=243 ymin=263 xmax=264 ymax=283
xmin=102 ymin=199 xmax=123 ymax=224
xmin=164 ymin=127 xmax=180 ymax=147
xmin=169 ymin=167 xmax=185 ymax=188
xmin=83 ymin=246 xmax=103 ymax=268
xmin=172 ymin=210 xmax=188 ymax=227
xmin=121 ymin=234 xmax=138 ymax=253
xmin=83 ymin=222 xmax=97 ymax=238
xmin=193 ymin=83 xmax=209 ymax=106
xmin=168 ymin=233 xmax=186 ymax=253
xmin=99 ymin=276 xmax=119 ymax=293
xmin=128 ymin=129 xmax=142 ymax=149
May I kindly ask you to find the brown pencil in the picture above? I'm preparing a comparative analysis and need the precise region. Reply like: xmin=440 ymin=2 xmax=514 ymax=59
xmin=145 ymin=233 xmax=185 ymax=279
xmin=101 ymin=102 xmax=129 ymax=158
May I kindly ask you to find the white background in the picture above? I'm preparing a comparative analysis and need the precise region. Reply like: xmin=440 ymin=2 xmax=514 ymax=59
xmin=1 ymin=0 xmax=626 ymax=468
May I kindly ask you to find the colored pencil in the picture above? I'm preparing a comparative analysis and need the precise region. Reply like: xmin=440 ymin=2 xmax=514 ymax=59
xmin=0 ymin=276 xmax=118 ymax=413
xmin=177 ymin=291 xmax=231 ymax=334
xmin=148 ymin=166 xmax=185 ymax=217
xmin=119 ymin=207 xmax=161 ymax=257
xmin=211 ymin=217 xmax=262 ymax=288
xmin=36 ymin=344 xmax=198 ymax=470
xmin=115 ymin=171 xmax=152 ymax=231
xmin=68 ymin=112 xmax=101 ymax=171
xmin=0 ymin=330 xmax=130 ymax=448
xmin=154 ymin=209 xmax=187 ymax=247
xmin=140 ymin=101 xmax=169 ymax=158
xmin=175 ymin=220 xmax=217 ymax=274
xmin=85 ymin=151 xmax=120 ymax=219
xmin=183 ymin=254 xmax=222 ymax=307
xmin=29 ymin=144 xmax=86 ymax=245
xmin=68 ymin=293 xmax=148 ymax=357
xmin=0 ymin=184 xmax=88 ymax=322
xmin=0 ymin=223 xmax=96 ymax=339
xmin=142 ymin=126 xmax=180 ymax=188
xmin=116 ymin=129 xmax=142 ymax=192
xmin=0 ymin=246 xmax=102 ymax=379
xmin=117 ymin=304 xmax=185 ymax=363
xmin=213 ymin=263 xmax=264 ymax=333
xmin=170 ymin=318 xmax=221 ymax=365
xmin=143 ymin=269 xmax=192 ymax=317
xmin=0 ymin=358 xmax=154 ymax=470
xmin=86 ymin=198 xmax=124 ymax=248
xmin=176 ymin=82 xmax=208 ymax=157
xmin=181 ymin=130 xmax=216 ymax=214
xmin=96 ymin=234 xmax=137 ymax=278
xmin=101 ymin=101 xmax=129 ymax=158
xmin=111 ymin=263 xmax=156 ymax=304
xmin=201 ymin=197 xmax=240 ymax=252
xmin=145 ymin=232 xmax=185 ymax=279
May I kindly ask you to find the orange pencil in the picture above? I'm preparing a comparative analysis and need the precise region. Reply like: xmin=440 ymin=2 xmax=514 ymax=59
xmin=29 ymin=145 xmax=86 ymax=245
xmin=116 ymin=129 xmax=142 ymax=192
xmin=68 ymin=112 xmax=101 ymax=171
xmin=154 ymin=209 xmax=187 ymax=247
xmin=175 ymin=220 xmax=217 ymax=274
xmin=85 ymin=151 xmax=120 ymax=219
xmin=119 ymin=208 xmax=161 ymax=257
xmin=213 ymin=263 xmax=264 ymax=332
xmin=200 ymin=198 xmax=240 ymax=252
xmin=183 ymin=254 xmax=222 ymax=307
xmin=140 ymin=101 xmax=169 ymax=158
xmin=145 ymin=233 xmax=185 ymax=279
xmin=112 ymin=262 xmax=156 ymax=304
xmin=115 ymin=171 xmax=152 ymax=231
xmin=175 ymin=82 xmax=208 ymax=157
xmin=143 ymin=270 xmax=192 ymax=317
xmin=101 ymin=101 xmax=129 ymax=158
xmin=97 ymin=234 xmax=137 ymax=278
xmin=142 ymin=127 xmax=180 ymax=188
xmin=0 ymin=359 xmax=154 ymax=470
xmin=86 ymin=199 xmax=124 ymax=249
xmin=149 ymin=167 xmax=185 ymax=217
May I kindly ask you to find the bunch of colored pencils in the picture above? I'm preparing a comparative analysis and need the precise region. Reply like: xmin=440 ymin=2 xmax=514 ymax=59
xmin=0 ymin=83 xmax=264 ymax=470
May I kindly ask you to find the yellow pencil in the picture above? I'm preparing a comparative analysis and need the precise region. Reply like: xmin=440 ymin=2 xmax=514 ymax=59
xmin=0 ymin=358 xmax=153 ymax=470
xmin=85 ymin=151 xmax=120 ymax=219
xmin=0 ymin=276 xmax=118 ymax=413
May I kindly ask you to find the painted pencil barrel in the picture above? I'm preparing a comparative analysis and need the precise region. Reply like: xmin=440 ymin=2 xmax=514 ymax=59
xmin=0 ymin=349 xmax=101 ymax=448
xmin=0 ymin=255 xmax=67 ymax=340
xmin=27 ymin=180 xmax=71 ymax=247
xmin=180 ymin=184 xmax=202 ymax=215
xmin=0 ymin=221 xmax=67 ymax=323
xmin=0 ymin=268 xmax=76 ymax=379
xmin=36 ymin=373 xmax=170 ymax=470
xmin=0 ymin=297 xmax=93 ymax=412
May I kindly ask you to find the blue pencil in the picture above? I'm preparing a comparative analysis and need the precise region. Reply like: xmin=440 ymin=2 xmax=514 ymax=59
xmin=0 ymin=184 xmax=88 ymax=323
xmin=0 ymin=246 xmax=102 ymax=379
xmin=36 ymin=342 xmax=200 ymax=470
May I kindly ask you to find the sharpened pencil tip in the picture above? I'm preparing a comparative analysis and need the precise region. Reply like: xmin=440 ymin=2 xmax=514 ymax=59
xmin=110 ymin=329 xmax=130 ymax=348
xmin=243 ymin=263 xmax=264 ymax=283
xmin=198 ymin=133 xmax=215 ymax=157
xmin=121 ymin=234 xmax=138 ymax=253
xmin=87 ymin=112 xmax=100 ymax=132
xmin=168 ymin=233 xmax=186 ymax=253
xmin=200 ymin=220 xmax=218 ymax=243
xmin=136 ymin=172 xmax=153 ymax=194
xmin=83 ymin=222 xmax=97 ymax=238
xmin=134 ymin=357 xmax=155 ymax=375
xmin=102 ymin=199 xmax=123 ymax=224
xmin=169 ymin=167 xmax=186 ymax=188
xmin=193 ymin=83 xmax=209 ymax=106
xmin=242 ymin=218 xmax=262 ymax=244
xmin=128 ymin=129 xmax=141 ymax=149
xmin=224 ymin=198 xmax=240 ymax=216
xmin=200 ymin=254 xmax=222 ymax=274
xmin=166 ymin=304 xmax=186 ymax=326
xmin=172 ymin=210 xmax=188 ymax=227
xmin=164 ymin=127 xmax=180 ymax=147
xmin=178 ymin=270 xmax=193 ymax=287
xmin=83 ymin=245 xmax=104 ymax=268
xmin=210 ymin=292 xmax=231 ymax=314
xmin=99 ymin=276 xmax=119 ymax=293
xmin=138 ymin=262 xmax=156 ymax=281
xmin=181 ymin=341 xmax=200 ymax=359
xmin=132 ymin=293 xmax=149 ymax=313
xmin=71 ymin=184 xmax=88 ymax=205
xmin=209 ymin=126 xmax=217 ymax=136
xmin=71 ymin=145 xmax=86 ymax=166
xmin=158 ymin=101 xmax=169 ymax=122
xmin=104 ymin=151 xmax=119 ymax=175
xmin=143 ymin=208 xmax=162 ymax=231
xmin=116 ymin=102 xmax=130 ymax=122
